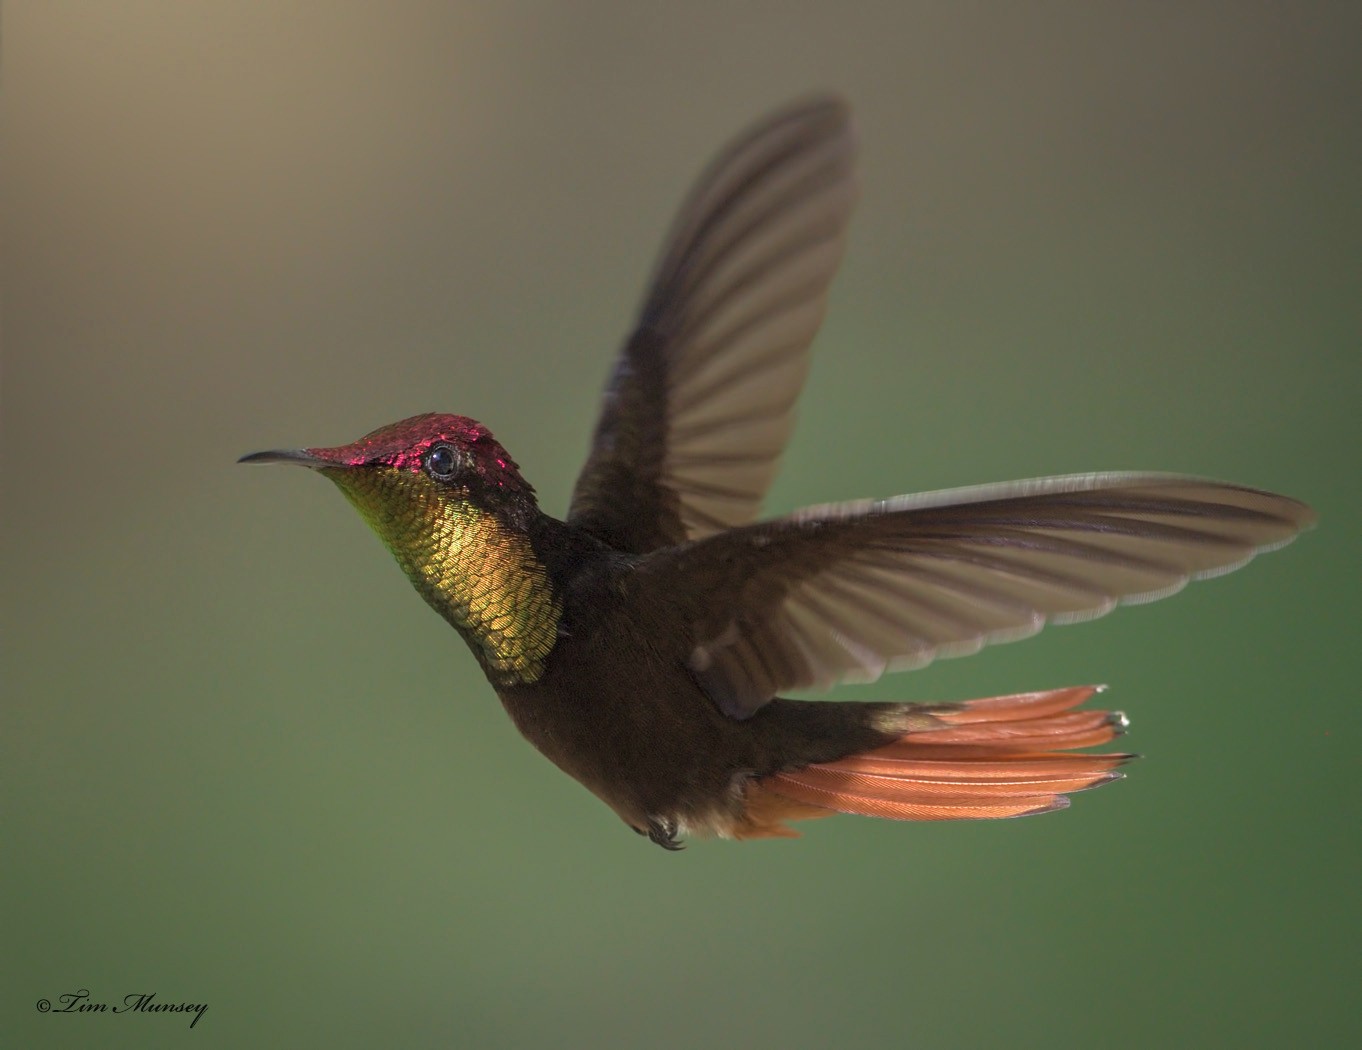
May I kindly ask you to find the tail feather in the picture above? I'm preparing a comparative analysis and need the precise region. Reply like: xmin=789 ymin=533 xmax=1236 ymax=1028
xmin=738 ymin=685 xmax=1131 ymax=837
xmin=781 ymin=764 xmax=1122 ymax=802
xmin=810 ymin=751 xmax=1132 ymax=787
xmin=878 ymin=709 xmax=1128 ymax=752
xmin=921 ymin=684 xmax=1101 ymax=725
xmin=768 ymin=769 xmax=1073 ymax=821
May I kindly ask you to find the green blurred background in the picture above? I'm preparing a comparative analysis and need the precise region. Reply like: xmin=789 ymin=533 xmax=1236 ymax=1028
xmin=5 ymin=4 xmax=1358 ymax=1048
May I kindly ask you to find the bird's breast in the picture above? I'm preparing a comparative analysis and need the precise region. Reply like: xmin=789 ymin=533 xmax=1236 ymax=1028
xmin=493 ymin=603 xmax=753 ymax=833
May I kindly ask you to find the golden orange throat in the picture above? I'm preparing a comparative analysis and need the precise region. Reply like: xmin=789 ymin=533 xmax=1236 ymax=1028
xmin=327 ymin=465 xmax=562 ymax=685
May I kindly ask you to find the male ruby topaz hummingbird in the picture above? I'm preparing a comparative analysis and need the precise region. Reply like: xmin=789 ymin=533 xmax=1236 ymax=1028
xmin=243 ymin=97 xmax=1313 ymax=849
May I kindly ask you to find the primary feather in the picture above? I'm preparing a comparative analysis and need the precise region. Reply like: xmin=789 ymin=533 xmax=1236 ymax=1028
xmin=636 ymin=473 xmax=1312 ymax=719
xmin=569 ymin=96 xmax=858 ymax=552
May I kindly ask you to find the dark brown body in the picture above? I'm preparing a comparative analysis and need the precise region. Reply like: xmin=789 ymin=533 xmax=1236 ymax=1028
xmin=500 ymin=524 xmax=897 ymax=845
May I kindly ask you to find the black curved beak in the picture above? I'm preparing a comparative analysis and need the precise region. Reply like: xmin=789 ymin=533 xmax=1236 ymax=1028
xmin=237 ymin=449 xmax=334 ymax=469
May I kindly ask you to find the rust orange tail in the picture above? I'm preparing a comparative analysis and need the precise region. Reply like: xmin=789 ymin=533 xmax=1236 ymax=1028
xmin=738 ymin=686 xmax=1132 ymax=838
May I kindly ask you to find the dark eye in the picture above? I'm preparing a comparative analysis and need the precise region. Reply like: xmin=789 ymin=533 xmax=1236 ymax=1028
xmin=426 ymin=443 xmax=460 ymax=480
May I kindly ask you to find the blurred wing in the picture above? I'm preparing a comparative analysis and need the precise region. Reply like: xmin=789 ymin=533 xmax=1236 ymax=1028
xmin=568 ymin=96 xmax=858 ymax=552
xmin=632 ymin=474 xmax=1315 ymax=719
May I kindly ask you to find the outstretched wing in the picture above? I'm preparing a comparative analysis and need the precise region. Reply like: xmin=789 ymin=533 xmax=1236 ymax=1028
xmin=629 ymin=474 xmax=1314 ymax=719
xmin=568 ymin=96 xmax=858 ymax=553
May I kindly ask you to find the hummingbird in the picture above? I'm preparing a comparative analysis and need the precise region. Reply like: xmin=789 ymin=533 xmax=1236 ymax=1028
xmin=242 ymin=96 xmax=1313 ymax=849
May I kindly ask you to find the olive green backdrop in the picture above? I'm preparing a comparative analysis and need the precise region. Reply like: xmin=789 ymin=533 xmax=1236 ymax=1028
xmin=5 ymin=4 xmax=1358 ymax=1048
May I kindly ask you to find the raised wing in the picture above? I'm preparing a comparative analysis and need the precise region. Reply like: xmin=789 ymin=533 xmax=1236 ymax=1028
xmin=630 ymin=474 xmax=1315 ymax=719
xmin=568 ymin=96 xmax=858 ymax=553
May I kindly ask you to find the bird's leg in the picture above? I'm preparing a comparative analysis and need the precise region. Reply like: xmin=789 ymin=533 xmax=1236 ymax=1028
xmin=644 ymin=815 xmax=684 ymax=851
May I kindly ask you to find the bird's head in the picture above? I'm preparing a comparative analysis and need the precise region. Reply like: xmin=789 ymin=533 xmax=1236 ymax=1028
xmin=241 ymin=412 xmax=538 ymax=536
xmin=241 ymin=414 xmax=558 ymax=683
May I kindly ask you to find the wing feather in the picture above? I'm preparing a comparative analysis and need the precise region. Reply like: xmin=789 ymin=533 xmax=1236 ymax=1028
xmin=568 ymin=96 xmax=858 ymax=552
xmin=630 ymin=473 xmax=1314 ymax=718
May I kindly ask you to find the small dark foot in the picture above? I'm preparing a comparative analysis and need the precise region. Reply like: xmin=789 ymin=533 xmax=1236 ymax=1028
xmin=645 ymin=815 xmax=685 ymax=851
